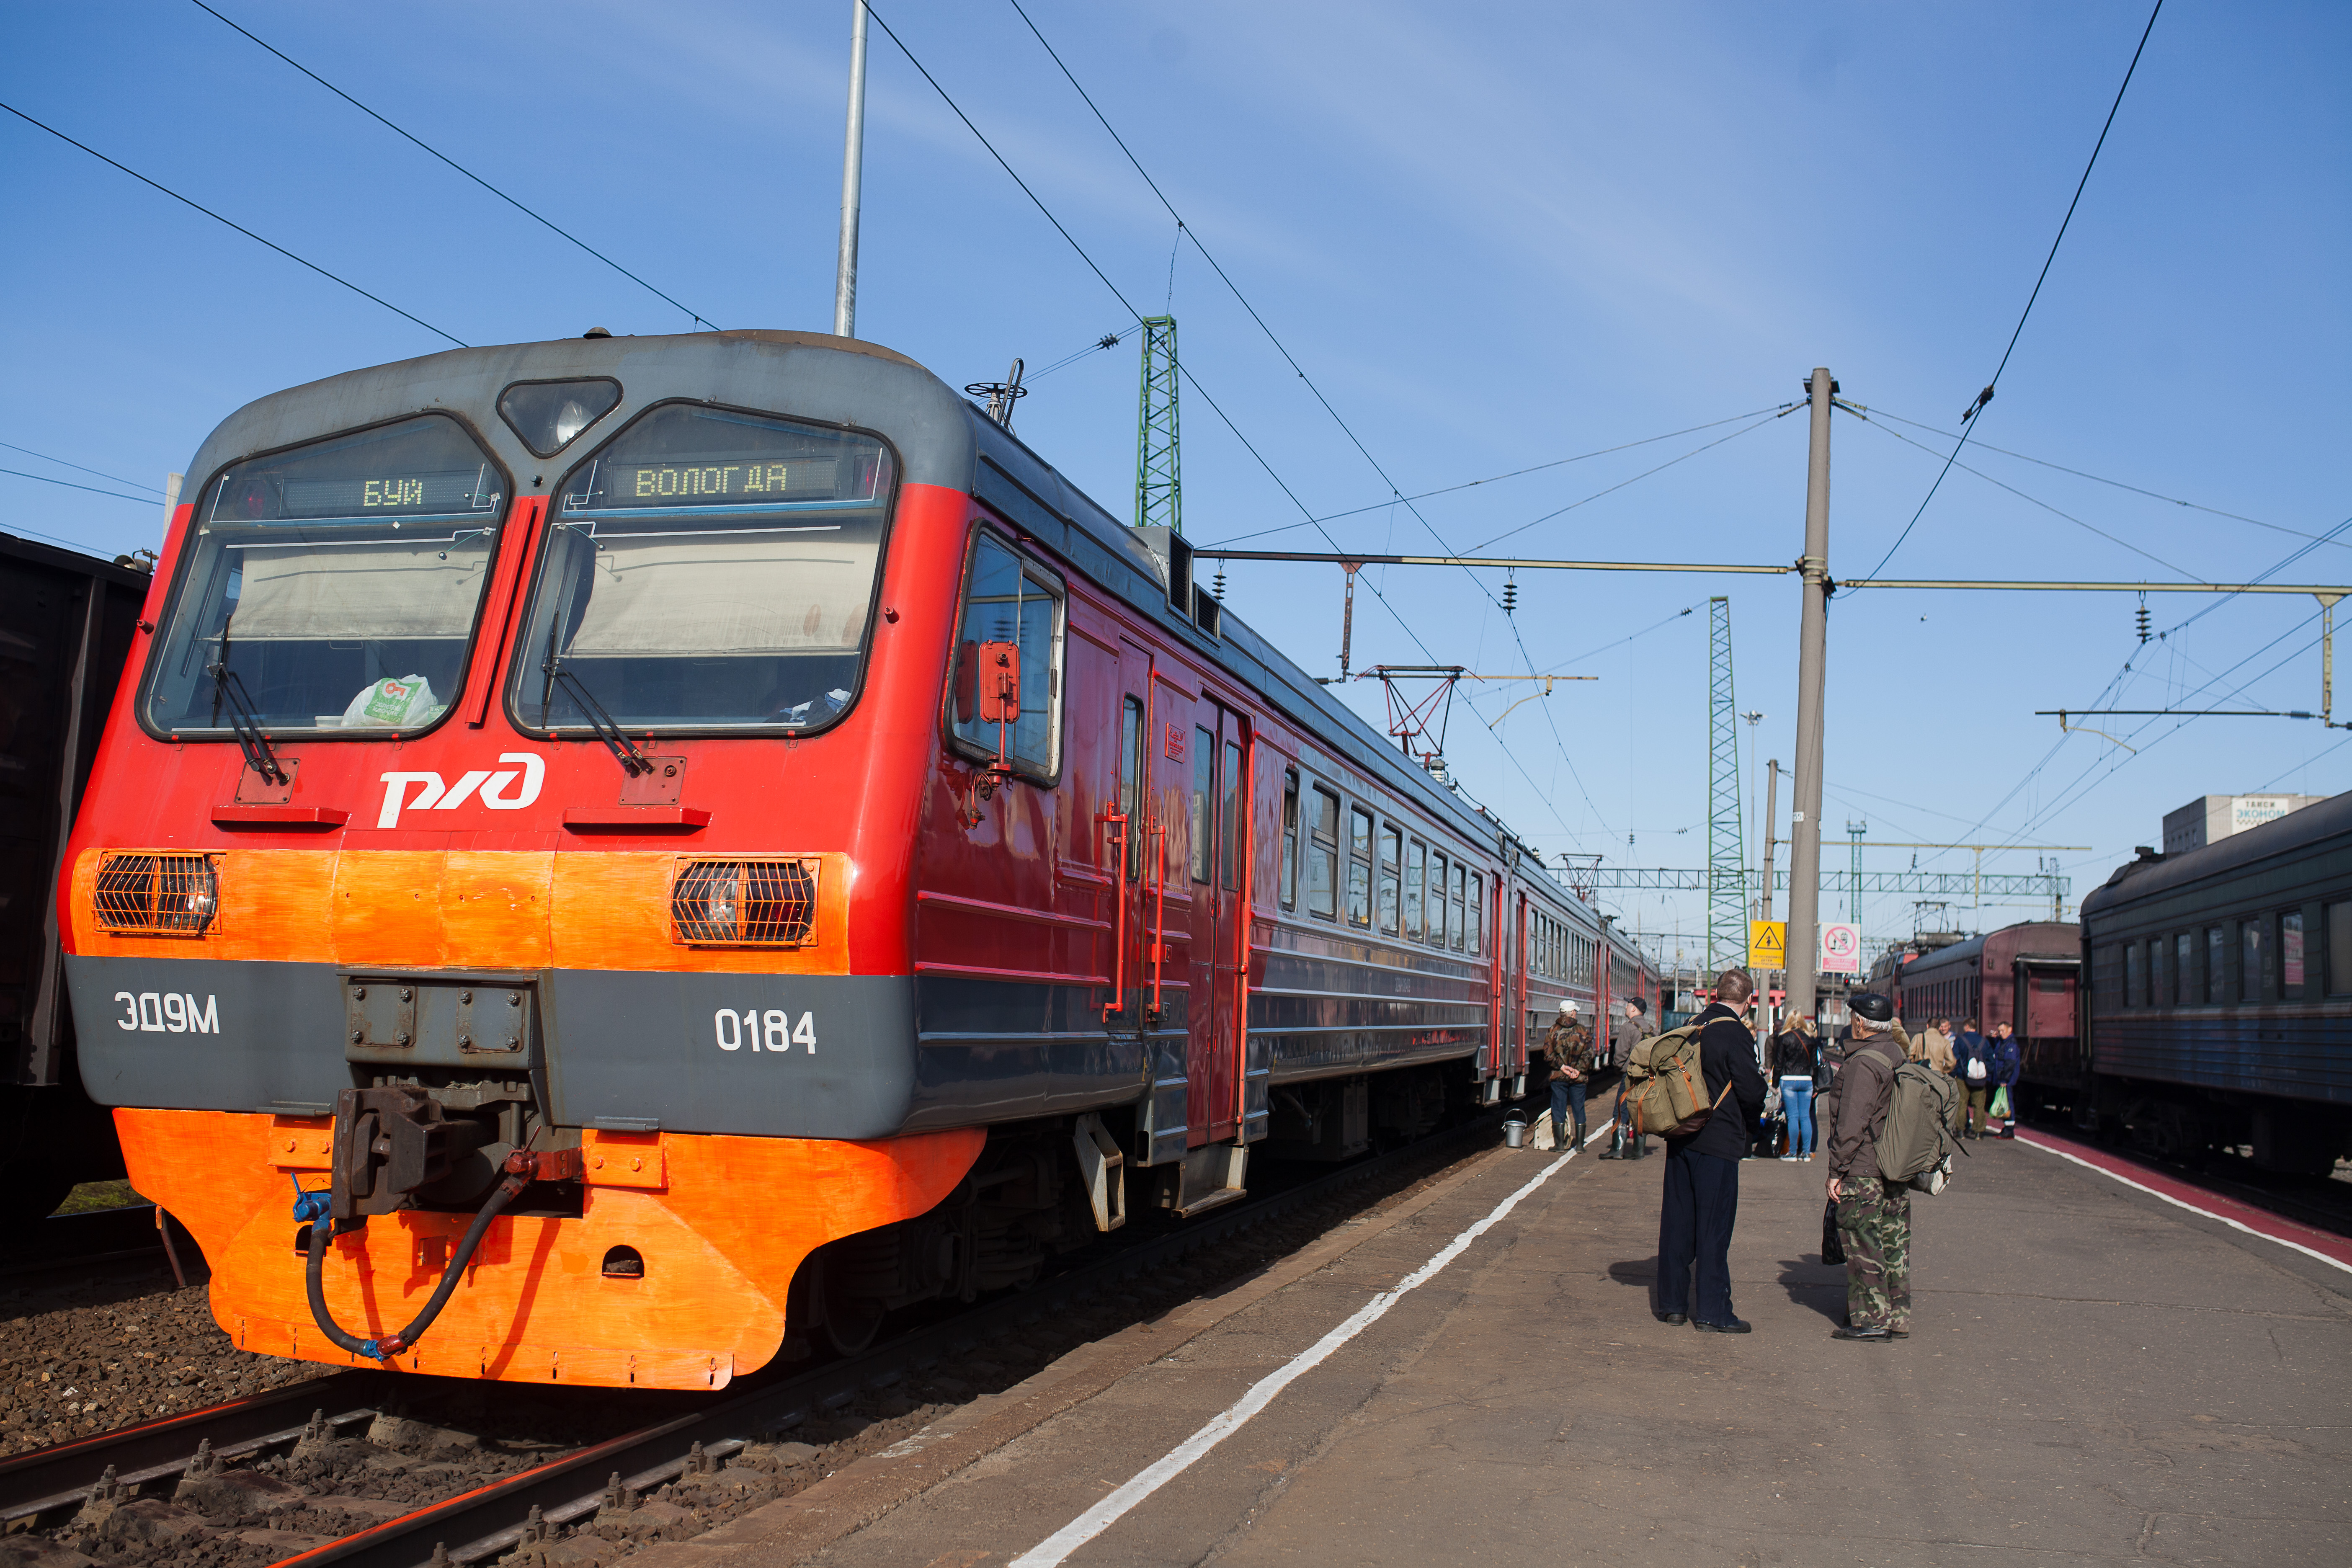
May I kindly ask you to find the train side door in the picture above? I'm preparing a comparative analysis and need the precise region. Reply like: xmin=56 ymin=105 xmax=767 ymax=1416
xmin=1183 ymin=703 xmax=1252 ymax=1145
xmin=1111 ymin=642 xmax=1191 ymax=1166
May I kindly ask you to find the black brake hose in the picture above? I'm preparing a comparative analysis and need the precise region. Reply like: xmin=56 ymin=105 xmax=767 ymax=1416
xmin=300 ymin=1163 xmax=528 ymax=1362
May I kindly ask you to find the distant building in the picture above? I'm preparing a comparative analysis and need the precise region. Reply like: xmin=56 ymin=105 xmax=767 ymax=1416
xmin=2161 ymin=794 xmax=2326 ymax=856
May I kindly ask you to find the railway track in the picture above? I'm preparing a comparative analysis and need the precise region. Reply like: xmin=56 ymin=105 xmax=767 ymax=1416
xmin=0 ymin=1109 xmax=1520 ymax=1568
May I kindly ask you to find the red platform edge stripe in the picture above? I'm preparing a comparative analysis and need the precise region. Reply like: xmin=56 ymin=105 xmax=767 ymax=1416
xmin=2014 ymin=1129 xmax=2352 ymax=1274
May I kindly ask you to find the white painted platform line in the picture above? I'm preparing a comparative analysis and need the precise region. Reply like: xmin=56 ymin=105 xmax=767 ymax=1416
xmin=1011 ymin=1146 xmax=1575 ymax=1567
xmin=2017 ymin=1134 xmax=2352 ymax=1277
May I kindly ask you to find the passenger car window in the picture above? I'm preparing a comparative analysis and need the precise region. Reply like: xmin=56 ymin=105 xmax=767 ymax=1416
xmin=1404 ymin=840 xmax=1426 ymax=941
xmin=1120 ymin=696 xmax=1145 ymax=881
xmin=1468 ymin=873 xmax=1483 ymax=956
xmin=1307 ymin=787 xmax=1340 ymax=919
xmin=2282 ymin=911 xmax=2305 ymax=996
xmin=513 ymin=403 xmax=894 ymax=733
xmin=1221 ymin=741 xmax=1242 ymax=891
xmin=1429 ymin=854 xmax=1449 ymax=947
xmin=1451 ymin=863 xmax=1468 ymax=953
xmin=948 ymin=531 xmax=1062 ymax=775
xmin=1377 ymin=826 xmax=1401 ymax=935
xmin=2241 ymin=921 xmax=2264 ymax=1003
xmin=1346 ymin=807 xmax=1373 ymax=926
xmin=2206 ymin=926 xmax=2227 ymax=1006
xmin=145 ymin=414 xmax=505 ymax=738
xmin=2174 ymin=932 xmax=2194 ymax=1006
xmin=2329 ymin=902 xmax=2352 ymax=997
xmin=1280 ymin=771 xmax=1299 ymax=910
xmin=2124 ymin=943 xmax=2142 ymax=1008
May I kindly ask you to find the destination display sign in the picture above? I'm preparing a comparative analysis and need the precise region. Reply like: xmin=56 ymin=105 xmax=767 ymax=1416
xmin=274 ymin=469 xmax=498 ymax=518
xmin=593 ymin=457 xmax=856 ymax=507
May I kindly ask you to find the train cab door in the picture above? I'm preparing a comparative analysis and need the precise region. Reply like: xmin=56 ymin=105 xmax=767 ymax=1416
xmin=1183 ymin=703 xmax=1252 ymax=1147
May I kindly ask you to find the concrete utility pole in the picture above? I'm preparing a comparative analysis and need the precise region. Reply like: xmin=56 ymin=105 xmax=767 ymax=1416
xmin=832 ymin=0 xmax=870 ymax=338
xmin=1786 ymin=368 xmax=1834 ymax=1022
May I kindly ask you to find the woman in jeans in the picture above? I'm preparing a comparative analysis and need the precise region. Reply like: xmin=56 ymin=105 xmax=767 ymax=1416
xmin=1771 ymin=1015 xmax=1821 ymax=1162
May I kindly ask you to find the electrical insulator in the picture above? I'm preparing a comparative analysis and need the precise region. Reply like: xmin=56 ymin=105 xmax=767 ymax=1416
xmin=1212 ymin=566 xmax=1227 ymax=601
xmin=1502 ymin=576 xmax=1518 ymax=616
xmin=2135 ymin=602 xmax=2151 ymax=644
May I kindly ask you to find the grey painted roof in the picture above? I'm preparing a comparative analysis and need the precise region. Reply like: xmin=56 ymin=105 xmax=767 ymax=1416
xmin=2080 ymin=790 xmax=2352 ymax=917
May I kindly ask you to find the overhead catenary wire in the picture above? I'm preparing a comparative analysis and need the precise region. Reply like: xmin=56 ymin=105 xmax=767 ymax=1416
xmin=1863 ymin=0 xmax=2165 ymax=581
xmin=187 ymin=0 xmax=716 ymax=331
xmin=0 ymin=100 xmax=465 ymax=347
xmin=0 ymin=442 xmax=164 ymax=495
xmin=0 ymin=467 xmax=157 ymax=505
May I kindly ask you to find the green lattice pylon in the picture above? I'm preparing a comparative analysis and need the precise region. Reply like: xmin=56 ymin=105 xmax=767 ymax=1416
xmin=1705 ymin=596 xmax=1745 ymax=975
xmin=1134 ymin=316 xmax=1180 ymax=533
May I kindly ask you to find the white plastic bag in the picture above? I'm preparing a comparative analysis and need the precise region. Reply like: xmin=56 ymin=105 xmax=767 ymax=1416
xmin=341 ymin=675 xmax=442 ymax=729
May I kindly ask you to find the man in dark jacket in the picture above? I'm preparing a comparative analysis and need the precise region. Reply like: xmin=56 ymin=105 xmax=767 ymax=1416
xmin=1954 ymin=1019 xmax=1993 ymax=1138
xmin=1653 ymin=969 xmax=1769 ymax=1333
xmin=1826 ymin=992 xmax=1910 ymax=1342
xmin=1988 ymin=1021 xmax=2022 ymax=1137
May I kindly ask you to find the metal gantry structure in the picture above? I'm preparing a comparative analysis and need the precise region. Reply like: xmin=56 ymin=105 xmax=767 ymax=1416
xmin=1705 ymin=597 xmax=1744 ymax=974
xmin=1135 ymin=316 xmax=1181 ymax=534
xmin=1589 ymin=867 xmax=2071 ymax=902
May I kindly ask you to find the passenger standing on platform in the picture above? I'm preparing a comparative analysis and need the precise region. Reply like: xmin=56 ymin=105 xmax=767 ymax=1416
xmin=1826 ymin=992 xmax=1911 ymax=1343
xmin=1653 ymin=970 xmax=1768 ymax=1333
xmin=1955 ymin=1020 xmax=1993 ymax=1139
xmin=1600 ymin=998 xmax=1654 ymax=1161
xmin=1771 ymin=1015 xmax=1820 ymax=1162
xmin=1989 ymin=1021 xmax=2022 ymax=1138
xmin=1543 ymin=1001 xmax=1594 ymax=1152
xmin=1912 ymin=1017 xmax=1955 ymax=1076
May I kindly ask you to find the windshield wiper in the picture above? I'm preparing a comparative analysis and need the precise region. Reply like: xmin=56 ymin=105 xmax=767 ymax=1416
xmin=207 ymin=657 xmax=288 ymax=786
xmin=542 ymin=645 xmax=652 ymax=779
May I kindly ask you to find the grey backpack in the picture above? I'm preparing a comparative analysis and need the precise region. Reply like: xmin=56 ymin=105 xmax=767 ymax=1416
xmin=1874 ymin=1058 xmax=1965 ymax=1191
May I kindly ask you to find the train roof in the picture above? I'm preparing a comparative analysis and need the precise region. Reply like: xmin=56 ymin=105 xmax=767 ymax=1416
xmin=2079 ymin=789 xmax=2352 ymax=918
xmin=0 ymin=526 xmax=153 ymax=589
xmin=1890 ymin=921 xmax=2080 ymax=983
xmin=183 ymin=330 xmax=1601 ymax=931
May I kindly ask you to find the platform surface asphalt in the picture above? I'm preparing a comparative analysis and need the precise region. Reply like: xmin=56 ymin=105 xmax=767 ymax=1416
xmin=643 ymin=1130 xmax=2352 ymax=1568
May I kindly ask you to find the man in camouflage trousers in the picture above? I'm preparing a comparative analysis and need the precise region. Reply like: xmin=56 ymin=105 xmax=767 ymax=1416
xmin=1542 ymin=1000 xmax=1595 ymax=1150
xmin=1822 ymin=992 xmax=1910 ymax=1342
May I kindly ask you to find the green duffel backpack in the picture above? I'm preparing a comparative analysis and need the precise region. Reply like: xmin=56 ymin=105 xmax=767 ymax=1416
xmin=1621 ymin=1023 xmax=1730 ymax=1138
xmin=1874 ymin=1058 xmax=1965 ymax=1193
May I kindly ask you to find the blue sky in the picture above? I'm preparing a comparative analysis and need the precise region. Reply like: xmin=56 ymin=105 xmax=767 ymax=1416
xmin=4 ymin=0 xmax=2346 ymax=970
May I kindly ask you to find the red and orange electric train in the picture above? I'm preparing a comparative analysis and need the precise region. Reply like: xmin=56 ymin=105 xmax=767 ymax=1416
xmin=60 ymin=330 xmax=1653 ymax=1389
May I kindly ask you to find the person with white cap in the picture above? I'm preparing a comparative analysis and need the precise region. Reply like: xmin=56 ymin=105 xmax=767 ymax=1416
xmin=1541 ymin=1000 xmax=1595 ymax=1152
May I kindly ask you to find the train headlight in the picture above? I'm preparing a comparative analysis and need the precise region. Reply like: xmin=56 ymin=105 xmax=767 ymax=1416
xmin=671 ymin=859 xmax=817 ymax=947
xmin=92 ymin=853 xmax=219 ymax=936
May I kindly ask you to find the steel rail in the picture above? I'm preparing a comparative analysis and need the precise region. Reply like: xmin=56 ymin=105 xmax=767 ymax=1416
xmin=0 ymin=1371 xmax=384 ymax=1526
xmin=269 ymin=1109 xmax=1530 ymax=1567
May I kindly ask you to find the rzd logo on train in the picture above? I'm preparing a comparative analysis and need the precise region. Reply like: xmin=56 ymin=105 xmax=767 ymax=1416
xmin=376 ymin=753 xmax=546 ymax=827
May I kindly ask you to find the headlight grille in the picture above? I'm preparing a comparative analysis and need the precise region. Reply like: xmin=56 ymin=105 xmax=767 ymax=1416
xmin=92 ymin=853 xmax=219 ymax=936
xmin=671 ymin=859 xmax=818 ymax=946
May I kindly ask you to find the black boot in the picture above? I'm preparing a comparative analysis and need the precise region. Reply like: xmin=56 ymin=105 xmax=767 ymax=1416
xmin=1574 ymin=1119 xmax=1588 ymax=1150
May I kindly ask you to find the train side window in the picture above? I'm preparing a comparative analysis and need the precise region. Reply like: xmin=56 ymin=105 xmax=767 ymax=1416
xmin=1221 ymin=741 xmax=1243 ymax=891
xmin=2124 ymin=943 xmax=2142 ymax=1008
xmin=1280 ymin=771 xmax=1299 ymax=910
xmin=2241 ymin=920 xmax=2265 ymax=1003
xmin=1377 ymin=825 xmax=1402 ymax=935
xmin=1190 ymin=727 xmax=1215 ymax=883
xmin=2281 ymin=911 xmax=2305 ymax=997
xmin=1468 ymin=873 xmax=1483 ymax=956
xmin=1306 ymin=786 xmax=1340 ymax=920
xmin=1451 ymin=863 xmax=1467 ymax=953
xmin=1405 ymin=840 xmax=1426 ymax=941
xmin=2328 ymin=902 xmax=2352 ymax=996
xmin=1346 ymin=807 xmax=1373 ymax=927
xmin=2174 ymin=932 xmax=2194 ymax=1007
xmin=949 ymin=531 xmax=1064 ymax=775
xmin=2206 ymin=926 xmax=2227 ymax=1006
xmin=1429 ymin=854 xmax=1449 ymax=948
xmin=1120 ymin=696 xmax=1145 ymax=881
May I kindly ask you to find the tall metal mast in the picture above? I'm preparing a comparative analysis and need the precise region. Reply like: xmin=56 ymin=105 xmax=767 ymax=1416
xmin=1705 ymin=596 xmax=1744 ymax=976
xmin=832 ymin=0 xmax=870 ymax=338
xmin=1135 ymin=317 xmax=1180 ymax=533
xmin=1786 ymin=368 xmax=1834 ymax=1022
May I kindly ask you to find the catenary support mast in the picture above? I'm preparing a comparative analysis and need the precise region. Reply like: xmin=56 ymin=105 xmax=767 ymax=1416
xmin=832 ymin=0 xmax=870 ymax=338
xmin=1705 ymin=597 xmax=1743 ymax=975
xmin=1787 ymin=369 xmax=1834 ymax=1017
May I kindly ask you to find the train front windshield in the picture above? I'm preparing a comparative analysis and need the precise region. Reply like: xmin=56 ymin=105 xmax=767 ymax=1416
xmin=143 ymin=416 xmax=507 ymax=737
xmin=511 ymin=404 xmax=895 ymax=734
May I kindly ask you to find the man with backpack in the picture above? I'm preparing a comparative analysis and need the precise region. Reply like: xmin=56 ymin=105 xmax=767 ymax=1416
xmin=1955 ymin=1018 xmax=1994 ymax=1138
xmin=1652 ymin=969 xmax=1768 ymax=1333
xmin=1825 ymin=992 xmax=1913 ymax=1342
xmin=1988 ymin=1021 xmax=2022 ymax=1137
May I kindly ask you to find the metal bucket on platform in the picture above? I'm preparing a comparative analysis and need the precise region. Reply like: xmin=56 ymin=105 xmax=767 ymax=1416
xmin=1502 ymin=1114 xmax=1528 ymax=1149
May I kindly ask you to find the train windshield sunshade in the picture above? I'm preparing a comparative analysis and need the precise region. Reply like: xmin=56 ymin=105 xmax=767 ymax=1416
xmin=511 ymin=404 xmax=895 ymax=733
xmin=142 ymin=415 xmax=506 ymax=737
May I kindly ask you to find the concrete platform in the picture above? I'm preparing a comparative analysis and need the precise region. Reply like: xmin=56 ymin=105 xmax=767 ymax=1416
xmin=654 ymin=1129 xmax=2352 ymax=1568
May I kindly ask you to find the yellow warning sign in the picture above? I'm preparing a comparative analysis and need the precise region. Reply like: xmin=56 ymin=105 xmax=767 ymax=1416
xmin=1748 ymin=921 xmax=1787 ymax=969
